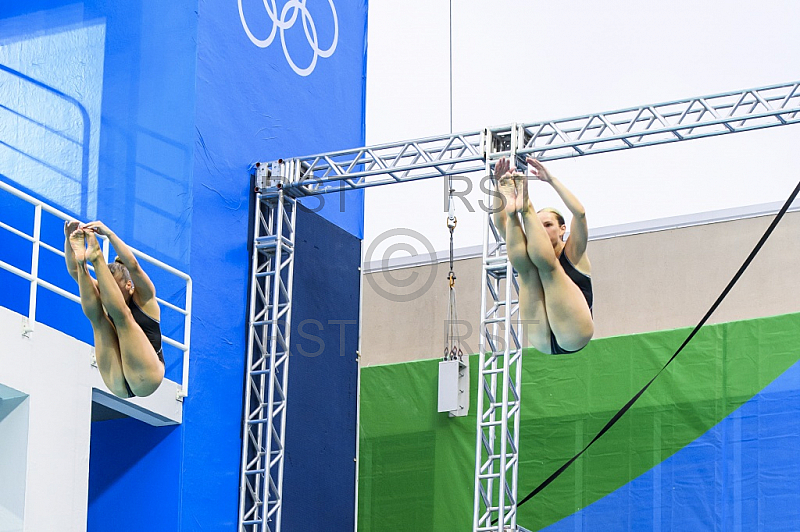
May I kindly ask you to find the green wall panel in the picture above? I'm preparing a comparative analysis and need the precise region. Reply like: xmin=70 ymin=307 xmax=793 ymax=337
xmin=358 ymin=313 xmax=800 ymax=531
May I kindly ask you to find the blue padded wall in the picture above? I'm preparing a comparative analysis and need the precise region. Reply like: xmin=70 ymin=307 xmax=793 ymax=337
xmin=0 ymin=0 xmax=197 ymax=360
xmin=0 ymin=0 xmax=197 ymax=266
xmin=88 ymin=418 xmax=182 ymax=531
xmin=183 ymin=0 xmax=367 ymax=527
xmin=0 ymin=2 xmax=197 ymax=529
xmin=196 ymin=0 xmax=367 ymax=239
xmin=1 ymin=0 xmax=366 ymax=529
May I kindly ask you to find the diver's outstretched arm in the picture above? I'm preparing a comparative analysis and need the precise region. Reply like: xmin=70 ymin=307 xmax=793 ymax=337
xmin=527 ymin=157 xmax=589 ymax=260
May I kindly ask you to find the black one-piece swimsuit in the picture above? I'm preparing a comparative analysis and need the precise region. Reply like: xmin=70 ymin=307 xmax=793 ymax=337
xmin=108 ymin=298 xmax=164 ymax=397
xmin=549 ymin=251 xmax=593 ymax=355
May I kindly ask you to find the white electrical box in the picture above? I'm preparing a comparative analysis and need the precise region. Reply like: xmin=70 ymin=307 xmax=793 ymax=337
xmin=438 ymin=358 xmax=469 ymax=417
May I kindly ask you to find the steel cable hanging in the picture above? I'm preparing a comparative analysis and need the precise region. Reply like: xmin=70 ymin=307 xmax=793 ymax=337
xmin=445 ymin=175 xmax=464 ymax=361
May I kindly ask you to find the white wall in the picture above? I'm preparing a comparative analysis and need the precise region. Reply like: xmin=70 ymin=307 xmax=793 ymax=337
xmin=364 ymin=0 xmax=800 ymax=258
xmin=0 ymin=306 xmax=182 ymax=532
xmin=0 ymin=307 xmax=94 ymax=532
xmin=0 ymin=386 xmax=28 ymax=532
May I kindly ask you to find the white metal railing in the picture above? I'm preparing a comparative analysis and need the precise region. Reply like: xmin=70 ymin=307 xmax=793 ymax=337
xmin=0 ymin=179 xmax=193 ymax=399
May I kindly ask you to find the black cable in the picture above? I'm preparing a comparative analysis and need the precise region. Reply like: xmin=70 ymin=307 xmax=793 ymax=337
xmin=513 ymin=177 xmax=800 ymax=513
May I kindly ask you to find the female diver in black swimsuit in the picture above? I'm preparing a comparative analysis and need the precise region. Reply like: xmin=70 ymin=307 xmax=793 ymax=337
xmin=64 ymin=221 xmax=164 ymax=397
xmin=493 ymin=157 xmax=594 ymax=354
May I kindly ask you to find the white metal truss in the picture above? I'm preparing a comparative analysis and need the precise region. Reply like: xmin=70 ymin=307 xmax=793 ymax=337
xmin=246 ymin=81 xmax=800 ymax=532
xmin=256 ymin=81 xmax=800 ymax=195
xmin=473 ymin=129 xmax=525 ymax=531
xmin=239 ymin=190 xmax=297 ymax=532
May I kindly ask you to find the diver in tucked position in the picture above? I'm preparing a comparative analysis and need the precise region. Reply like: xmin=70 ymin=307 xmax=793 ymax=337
xmin=493 ymin=157 xmax=594 ymax=354
xmin=64 ymin=221 xmax=164 ymax=397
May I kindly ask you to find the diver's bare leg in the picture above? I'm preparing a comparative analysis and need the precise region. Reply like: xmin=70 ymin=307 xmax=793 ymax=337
xmin=519 ymin=188 xmax=593 ymax=351
xmin=492 ymin=173 xmax=515 ymax=241
xmin=85 ymin=231 xmax=163 ymax=396
xmin=69 ymin=230 xmax=130 ymax=397
xmin=64 ymin=221 xmax=81 ymax=282
xmin=505 ymin=213 xmax=552 ymax=353
xmin=492 ymin=169 xmax=553 ymax=352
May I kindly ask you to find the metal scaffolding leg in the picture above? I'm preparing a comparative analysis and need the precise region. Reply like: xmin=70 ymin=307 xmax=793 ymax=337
xmin=239 ymin=190 xmax=297 ymax=532
xmin=473 ymin=128 xmax=525 ymax=531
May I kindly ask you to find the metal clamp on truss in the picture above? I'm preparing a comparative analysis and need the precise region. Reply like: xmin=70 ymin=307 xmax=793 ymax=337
xmin=254 ymin=160 xmax=284 ymax=191
xmin=482 ymin=125 xmax=534 ymax=170
xmin=254 ymin=159 xmax=315 ymax=197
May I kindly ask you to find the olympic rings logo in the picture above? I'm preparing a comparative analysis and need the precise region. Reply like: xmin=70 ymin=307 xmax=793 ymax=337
xmin=238 ymin=0 xmax=338 ymax=77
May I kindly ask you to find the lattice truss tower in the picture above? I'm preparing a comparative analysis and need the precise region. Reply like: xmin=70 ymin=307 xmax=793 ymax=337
xmin=237 ymin=81 xmax=800 ymax=532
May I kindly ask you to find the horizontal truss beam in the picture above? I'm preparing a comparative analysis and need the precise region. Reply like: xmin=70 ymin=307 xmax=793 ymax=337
xmin=256 ymin=81 xmax=800 ymax=195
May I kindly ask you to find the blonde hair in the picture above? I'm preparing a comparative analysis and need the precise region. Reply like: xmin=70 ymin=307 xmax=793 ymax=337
xmin=108 ymin=256 xmax=131 ymax=285
xmin=537 ymin=208 xmax=565 ymax=227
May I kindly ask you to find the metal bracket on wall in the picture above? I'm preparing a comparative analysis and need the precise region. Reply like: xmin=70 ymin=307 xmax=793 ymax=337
xmin=21 ymin=317 xmax=33 ymax=338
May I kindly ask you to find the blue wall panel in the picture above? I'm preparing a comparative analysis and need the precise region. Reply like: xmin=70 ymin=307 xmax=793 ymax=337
xmin=0 ymin=0 xmax=197 ymax=266
xmin=283 ymin=205 xmax=361 ymax=529
xmin=87 ymin=418 xmax=182 ymax=532
xmin=0 ymin=0 xmax=197 ymax=350
xmin=543 ymin=360 xmax=800 ymax=532
xmin=185 ymin=0 xmax=367 ymax=528
xmin=0 ymin=2 xmax=198 ymax=530
xmin=2 ymin=0 xmax=366 ymax=529
xmin=198 ymin=0 xmax=367 ymax=239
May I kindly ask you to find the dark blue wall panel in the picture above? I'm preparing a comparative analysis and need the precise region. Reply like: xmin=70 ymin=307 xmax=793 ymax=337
xmin=283 ymin=205 xmax=361 ymax=529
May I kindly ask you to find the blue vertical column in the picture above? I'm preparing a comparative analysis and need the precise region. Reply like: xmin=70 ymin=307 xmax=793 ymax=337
xmin=189 ymin=0 xmax=367 ymax=528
